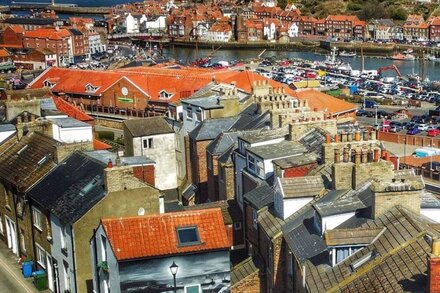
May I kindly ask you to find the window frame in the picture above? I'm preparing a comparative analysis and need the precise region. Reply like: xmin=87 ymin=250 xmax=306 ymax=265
xmin=33 ymin=207 xmax=43 ymax=231
xmin=35 ymin=244 xmax=46 ymax=268
xmin=176 ymin=226 xmax=201 ymax=247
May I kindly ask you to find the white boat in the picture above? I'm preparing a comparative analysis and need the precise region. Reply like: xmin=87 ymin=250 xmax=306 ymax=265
xmin=427 ymin=54 xmax=440 ymax=62
xmin=339 ymin=50 xmax=356 ymax=57
xmin=403 ymin=49 xmax=413 ymax=54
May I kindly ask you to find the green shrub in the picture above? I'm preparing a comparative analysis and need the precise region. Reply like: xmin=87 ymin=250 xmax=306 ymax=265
xmin=96 ymin=131 xmax=114 ymax=141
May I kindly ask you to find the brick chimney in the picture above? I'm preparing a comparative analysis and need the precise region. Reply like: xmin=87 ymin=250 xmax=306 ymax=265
xmin=429 ymin=238 xmax=440 ymax=293
xmin=371 ymin=177 xmax=423 ymax=219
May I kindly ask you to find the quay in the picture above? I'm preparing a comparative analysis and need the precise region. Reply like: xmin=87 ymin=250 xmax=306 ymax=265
xmin=8 ymin=4 xmax=111 ymax=14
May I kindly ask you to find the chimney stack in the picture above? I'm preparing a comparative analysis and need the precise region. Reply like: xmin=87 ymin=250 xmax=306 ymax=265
xmin=429 ymin=238 xmax=440 ymax=293
xmin=371 ymin=177 xmax=423 ymax=219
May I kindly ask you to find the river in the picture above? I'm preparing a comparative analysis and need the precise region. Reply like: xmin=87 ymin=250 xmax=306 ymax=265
xmin=162 ymin=47 xmax=440 ymax=81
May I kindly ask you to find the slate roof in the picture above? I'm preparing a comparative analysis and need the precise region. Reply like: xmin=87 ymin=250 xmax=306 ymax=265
xmin=299 ymin=128 xmax=328 ymax=159
xmin=49 ymin=117 xmax=90 ymax=128
xmin=124 ymin=117 xmax=174 ymax=137
xmin=240 ymin=126 xmax=289 ymax=144
xmin=0 ymin=132 xmax=58 ymax=191
xmin=0 ymin=123 xmax=15 ymax=132
xmin=324 ymin=227 xmax=383 ymax=246
xmin=3 ymin=18 xmax=55 ymax=25
xmin=28 ymin=152 xmax=106 ymax=224
xmin=206 ymin=131 xmax=242 ymax=155
xmin=279 ymin=176 xmax=325 ymax=198
xmin=243 ymin=182 xmax=275 ymax=210
xmin=102 ymin=208 xmax=230 ymax=261
xmin=231 ymin=257 xmax=259 ymax=285
xmin=183 ymin=199 xmax=242 ymax=225
xmin=258 ymin=207 xmax=284 ymax=239
xmin=272 ymin=153 xmax=317 ymax=169
xmin=247 ymin=141 xmax=306 ymax=160
xmin=189 ymin=116 xmax=238 ymax=141
xmin=84 ymin=150 xmax=155 ymax=165
xmin=304 ymin=207 xmax=440 ymax=292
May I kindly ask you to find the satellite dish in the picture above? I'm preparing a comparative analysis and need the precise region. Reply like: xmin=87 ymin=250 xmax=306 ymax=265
xmin=138 ymin=207 xmax=145 ymax=216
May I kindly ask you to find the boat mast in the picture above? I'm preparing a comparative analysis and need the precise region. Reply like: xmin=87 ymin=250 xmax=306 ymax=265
xmin=361 ymin=46 xmax=364 ymax=72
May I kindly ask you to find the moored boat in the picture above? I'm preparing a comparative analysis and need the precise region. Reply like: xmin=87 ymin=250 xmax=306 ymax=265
xmin=339 ymin=50 xmax=356 ymax=57
xmin=390 ymin=53 xmax=416 ymax=61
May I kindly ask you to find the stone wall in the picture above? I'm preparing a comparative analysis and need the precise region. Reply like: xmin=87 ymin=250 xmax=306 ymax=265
xmin=289 ymin=119 xmax=337 ymax=142
xmin=5 ymin=96 xmax=41 ymax=120
xmin=231 ymin=266 xmax=261 ymax=293
xmin=371 ymin=178 xmax=423 ymax=219
xmin=104 ymin=165 xmax=149 ymax=193
xmin=332 ymin=162 xmax=354 ymax=190
xmin=353 ymin=161 xmax=394 ymax=189
xmin=55 ymin=141 xmax=93 ymax=163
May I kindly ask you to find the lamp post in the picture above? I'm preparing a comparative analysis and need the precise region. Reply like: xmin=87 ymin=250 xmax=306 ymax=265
xmin=169 ymin=261 xmax=178 ymax=293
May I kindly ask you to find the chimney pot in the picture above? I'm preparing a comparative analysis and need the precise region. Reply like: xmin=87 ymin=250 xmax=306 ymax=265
xmin=355 ymin=131 xmax=361 ymax=141
xmin=326 ymin=133 xmax=331 ymax=144
xmin=334 ymin=149 xmax=340 ymax=163
xmin=334 ymin=134 xmax=339 ymax=143
xmin=433 ymin=238 xmax=440 ymax=257
xmin=374 ymin=149 xmax=380 ymax=162
xmin=107 ymin=159 xmax=113 ymax=168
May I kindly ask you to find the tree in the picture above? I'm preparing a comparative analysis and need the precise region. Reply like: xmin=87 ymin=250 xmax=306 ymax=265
xmin=389 ymin=6 xmax=408 ymax=21
xmin=278 ymin=0 xmax=288 ymax=10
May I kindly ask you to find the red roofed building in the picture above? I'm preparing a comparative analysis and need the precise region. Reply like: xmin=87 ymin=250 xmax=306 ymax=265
xmin=23 ymin=28 xmax=73 ymax=66
xmin=403 ymin=14 xmax=429 ymax=41
xmin=1 ymin=25 xmax=25 ymax=48
xmin=91 ymin=209 xmax=231 ymax=292
xmin=429 ymin=17 xmax=440 ymax=41
xmin=324 ymin=15 xmax=366 ymax=40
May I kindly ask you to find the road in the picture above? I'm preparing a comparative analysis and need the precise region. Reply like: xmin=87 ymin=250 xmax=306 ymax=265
xmin=0 ymin=241 xmax=41 ymax=293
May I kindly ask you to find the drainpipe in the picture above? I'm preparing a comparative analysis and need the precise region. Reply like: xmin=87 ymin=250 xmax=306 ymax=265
xmin=71 ymin=225 xmax=78 ymax=293
xmin=92 ymin=228 xmax=100 ymax=293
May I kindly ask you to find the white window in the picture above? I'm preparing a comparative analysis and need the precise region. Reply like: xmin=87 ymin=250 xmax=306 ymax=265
xmin=33 ymin=207 xmax=43 ymax=231
xmin=36 ymin=244 xmax=46 ymax=268
xmin=143 ymin=138 xmax=154 ymax=149
xmin=63 ymin=261 xmax=70 ymax=291
xmin=101 ymin=235 xmax=107 ymax=262
xmin=61 ymin=225 xmax=67 ymax=250
xmin=186 ymin=107 xmax=193 ymax=120
xmin=248 ymin=155 xmax=256 ymax=172
xmin=195 ymin=109 xmax=202 ymax=122
xmin=184 ymin=284 xmax=202 ymax=293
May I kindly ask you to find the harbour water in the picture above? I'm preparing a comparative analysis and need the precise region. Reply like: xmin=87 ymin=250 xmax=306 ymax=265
xmin=0 ymin=0 xmax=135 ymax=6
xmin=163 ymin=47 xmax=440 ymax=81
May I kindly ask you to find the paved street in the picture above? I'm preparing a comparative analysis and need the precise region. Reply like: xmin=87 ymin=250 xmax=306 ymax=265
xmin=0 ymin=241 xmax=42 ymax=293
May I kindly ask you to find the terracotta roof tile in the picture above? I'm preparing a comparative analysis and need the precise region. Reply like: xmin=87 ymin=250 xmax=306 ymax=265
xmin=53 ymin=96 xmax=94 ymax=122
xmin=23 ymin=28 xmax=71 ymax=40
xmin=401 ymin=155 xmax=440 ymax=167
xmin=292 ymin=89 xmax=357 ymax=115
xmin=102 ymin=208 xmax=230 ymax=260
xmin=0 ymin=49 xmax=11 ymax=58
xmin=93 ymin=138 xmax=112 ymax=150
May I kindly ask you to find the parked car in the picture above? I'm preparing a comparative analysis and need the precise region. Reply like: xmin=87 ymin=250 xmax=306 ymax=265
xmin=428 ymin=128 xmax=440 ymax=137
xmin=356 ymin=109 xmax=367 ymax=116
xmin=417 ymin=124 xmax=429 ymax=131
xmin=389 ymin=125 xmax=403 ymax=133
xmin=407 ymin=128 xmax=422 ymax=135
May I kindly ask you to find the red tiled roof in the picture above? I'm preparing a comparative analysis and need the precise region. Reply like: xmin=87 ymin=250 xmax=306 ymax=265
xmin=291 ymin=89 xmax=357 ymax=115
xmin=52 ymin=96 xmax=94 ymax=122
xmin=0 ymin=49 xmax=11 ymax=58
xmin=8 ymin=25 xmax=25 ymax=33
xmin=102 ymin=208 xmax=230 ymax=260
xmin=23 ymin=28 xmax=71 ymax=40
xmin=93 ymin=138 xmax=112 ymax=150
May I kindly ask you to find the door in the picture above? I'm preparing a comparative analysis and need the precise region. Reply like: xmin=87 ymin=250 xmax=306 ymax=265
xmin=46 ymin=255 xmax=55 ymax=292
xmin=5 ymin=216 xmax=18 ymax=256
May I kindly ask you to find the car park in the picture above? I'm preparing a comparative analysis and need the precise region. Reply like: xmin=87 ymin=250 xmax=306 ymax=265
xmin=389 ymin=125 xmax=403 ymax=133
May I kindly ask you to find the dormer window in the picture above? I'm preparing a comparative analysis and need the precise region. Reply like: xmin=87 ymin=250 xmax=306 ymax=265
xmin=43 ymin=80 xmax=55 ymax=88
xmin=85 ymin=83 xmax=100 ymax=93
xmin=159 ymin=90 xmax=174 ymax=100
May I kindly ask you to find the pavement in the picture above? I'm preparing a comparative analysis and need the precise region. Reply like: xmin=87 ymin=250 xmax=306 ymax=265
xmin=0 ymin=240 xmax=47 ymax=292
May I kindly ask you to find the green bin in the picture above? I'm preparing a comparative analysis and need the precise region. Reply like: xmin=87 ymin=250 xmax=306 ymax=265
xmin=33 ymin=270 xmax=47 ymax=291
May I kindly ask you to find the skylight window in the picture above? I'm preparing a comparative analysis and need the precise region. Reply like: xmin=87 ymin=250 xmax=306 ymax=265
xmin=43 ymin=80 xmax=55 ymax=88
xmin=37 ymin=156 xmax=48 ymax=166
xmin=85 ymin=83 xmax=100 ymax=93
xmin=176 ymin=226 xmax=200 ymax=246
xmin=79 ymin=175 xmax=101 ymax=196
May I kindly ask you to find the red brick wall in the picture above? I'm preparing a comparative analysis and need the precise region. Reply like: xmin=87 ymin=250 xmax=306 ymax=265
xmin=207 ymin=154 xmax=219 ymax=202
xmin=101 ymin=78 xmax=150 ymax=110
xmin=429 ymin=257 xmax=440 ymax=293
xmin=132 ymin=165 xmax=155 ymax=186
xmin=2 ymin=27 xmax=23 ymax=47
xmin=190 ymin=139 xmax=211 ymax=203
xmin=283 ymin=162 xmax=317 ymax=178
xmin=378 ymin=131 xmax=440 ymax=148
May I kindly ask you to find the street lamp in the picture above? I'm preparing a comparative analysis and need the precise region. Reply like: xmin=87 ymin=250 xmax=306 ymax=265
xmin=169 ymin=261 xmax=178 ymax=293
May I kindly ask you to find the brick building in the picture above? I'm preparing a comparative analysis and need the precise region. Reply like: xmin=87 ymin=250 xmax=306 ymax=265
xmin=1 ymin=25 xmax=25 ymax=48
xmin=429 ymin=17 xmax=440 ymax=42
xmin=23 ymin=28 xmax=73 ymax=66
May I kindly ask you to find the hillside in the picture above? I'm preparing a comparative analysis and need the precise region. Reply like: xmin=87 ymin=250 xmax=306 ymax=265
xmin=295 ymin=0 xmax=440 ymax=21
